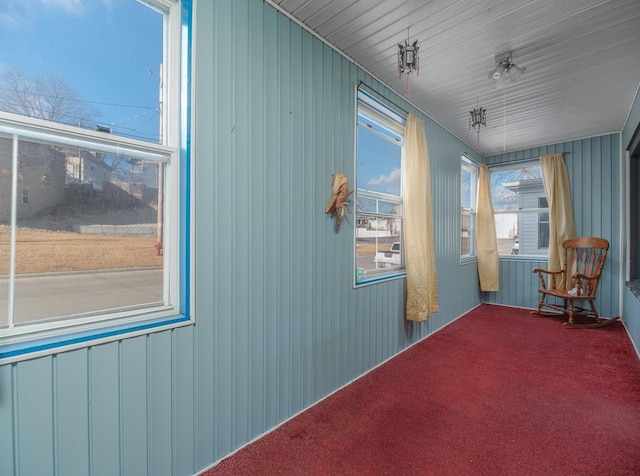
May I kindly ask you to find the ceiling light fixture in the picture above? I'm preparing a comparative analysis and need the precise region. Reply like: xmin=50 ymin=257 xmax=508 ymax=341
xmin=469 ymin=101 xmax=486 ymax=146
xmin=398 ymin=29 xmax=419 ymax=95
xmin=489 ymin=52 xmax=526 ymax=89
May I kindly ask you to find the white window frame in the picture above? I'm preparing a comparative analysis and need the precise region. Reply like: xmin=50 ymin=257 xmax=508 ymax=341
xmin=537 ymin=196 xmax=550 ymax=249
xmin=489 ymin=160 xmax=549 ymax=259
xmin=354 ymin=88 xmax=406 ymax=286
xmin=461 ymin=156 xmax=478 ymax=262
xmin=0 ymin=0 xmax=193 ymax=363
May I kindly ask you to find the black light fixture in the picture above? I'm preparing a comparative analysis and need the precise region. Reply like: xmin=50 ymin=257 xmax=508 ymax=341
xmin=398 ymin=30 xmax=419 ymax=95
xmin=469 ymin=103 xmax=486 ymax=146
xmin=398 ymin=39 xmax=419 ymax=78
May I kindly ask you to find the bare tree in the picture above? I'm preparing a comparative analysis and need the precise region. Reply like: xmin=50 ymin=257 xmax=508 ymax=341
xmin=0 ymin=67 xmax=98 ymax=127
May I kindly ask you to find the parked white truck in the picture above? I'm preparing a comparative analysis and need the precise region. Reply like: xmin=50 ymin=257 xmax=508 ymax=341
xmin=374 ymin=241 xmax=401 ymax=268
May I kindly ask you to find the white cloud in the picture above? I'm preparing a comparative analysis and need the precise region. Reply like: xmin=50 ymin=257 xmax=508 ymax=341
xmin=38 ymin=0 xmax=85 ymax=15
xmin=368 ymin=168 xmax=401 ymax=188
xmin=0 ymin=1 xmax=24 ymax=30
xmin=0 ymin=12 xmax=20 ymax=29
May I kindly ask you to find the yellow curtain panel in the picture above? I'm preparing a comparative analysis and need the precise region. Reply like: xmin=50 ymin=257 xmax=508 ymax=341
xmin=403 ymin=113 xmax=439 ymax=321
xmin=540 ymin=153 xmax=576 ymax=283
xmin=476 ymin=164 xmax=499 ymax=291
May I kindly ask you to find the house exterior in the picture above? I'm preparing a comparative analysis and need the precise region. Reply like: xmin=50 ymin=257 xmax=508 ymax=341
xmin=105 ymin=161 xmax=159 ymax=205
xmin=0 ymin=138 xmax=66 ymax=223
xmin=64 ymin=149 xmax=112 ymax=191
xmin=1 ymin=2 xmax=640 ymax=475
xmin=502 ymin=178 xmax=548 ymax=256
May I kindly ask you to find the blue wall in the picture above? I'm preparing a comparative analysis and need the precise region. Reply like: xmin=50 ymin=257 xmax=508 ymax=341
xmin=0 ymin=1 xmax=483 ymax=474
xmin=483 ymin=134 xmax=624 ymax=328
xmin=484 ymin=135 xmax=623 ymax=321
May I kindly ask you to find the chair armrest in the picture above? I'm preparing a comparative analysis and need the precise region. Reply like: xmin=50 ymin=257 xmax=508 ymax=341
xmin=532 ymin=268 xmax=564 ymax=275
xmin=532 ymin=268 xmax=564 ymax=290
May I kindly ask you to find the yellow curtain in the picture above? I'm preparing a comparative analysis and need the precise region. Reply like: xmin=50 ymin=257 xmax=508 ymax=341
xmin=476 ymin=164 xmax=499 ymax=291
xmin=540 ymin=153 xmax=576 ymax=278
xmin=403 ymin=113 xmax=438 ymax=321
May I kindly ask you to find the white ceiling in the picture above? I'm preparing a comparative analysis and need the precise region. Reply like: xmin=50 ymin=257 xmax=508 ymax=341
xmin=269 ymin=0 xmax=640 ymax=156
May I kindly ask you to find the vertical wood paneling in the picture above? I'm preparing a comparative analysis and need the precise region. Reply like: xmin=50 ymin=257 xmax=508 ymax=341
xmin=172 ymin=326 xmax=194 ymax=476
xmin=288 ymin=22 xmax=304 ymax=415
xmin=193 ymin=0 xmax=216 ymax=468
xmin=485 ymin=134 xmax=622 ymax=317
xmin=212 ymin=0 xmax=234 ymax=459
xmin=277 ymin=10 xmax=292 ymax=423
xmin=16 ymin=357 xmax=54 ymax=475
xmin=0 ymin=363 xmax=14 ymax=475
xmin=89 ymin=344 xmax=121 ymax=476
xmin=148 ymin=332 xmax=172 ymax=476
xmin=262 ymin=3 xmax=280 ymax=433
xmin=55 ymin=350 xmax=89 ymax=476
xmin=121 ymin=338 xmax=148 ymax=475
xmin=299 ymin=23 xmax=315 ymax=411
xmin=248 ymin=0 xmax=267 ymax=442
xmin=1 ymin=1 xmax=488 ymax=474
xmin=232 ymin=0 xmax=251 ymax=449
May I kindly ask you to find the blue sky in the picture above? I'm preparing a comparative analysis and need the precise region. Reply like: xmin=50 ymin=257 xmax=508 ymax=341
xmin=356 ymin=117 xmax=402 ymax=204
xmin=0 ymin=0 xmax=162 ymax=142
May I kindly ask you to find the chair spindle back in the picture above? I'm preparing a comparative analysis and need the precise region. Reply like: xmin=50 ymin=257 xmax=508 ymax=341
xmin=562 ymin=237 xmax=609 ymax=296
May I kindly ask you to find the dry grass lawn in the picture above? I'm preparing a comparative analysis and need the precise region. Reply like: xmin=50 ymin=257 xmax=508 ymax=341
xmin=0 ymin=226 xmax=162 ymax=275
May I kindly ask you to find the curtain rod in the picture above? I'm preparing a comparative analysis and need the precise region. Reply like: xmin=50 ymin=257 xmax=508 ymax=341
xmin=487 ymin=152 xmax=570 ymax=167
xmin=357 ymin=80 xmax=410 ymax=117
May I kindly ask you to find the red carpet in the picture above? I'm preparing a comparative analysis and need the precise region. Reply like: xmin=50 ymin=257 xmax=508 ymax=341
xmin=204 ymin=304 xmax=640 ymax=475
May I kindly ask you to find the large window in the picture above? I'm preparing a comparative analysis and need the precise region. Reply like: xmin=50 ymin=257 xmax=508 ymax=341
xmin=0 ymin=0 xmax=192 ymax=362
xmin=461 ymin=156 xmax=478 ymax=259
xmin=490 ymin=161 xmax=549 ymax=257
xmin=354 ymin=90 xmax=406 ymax=285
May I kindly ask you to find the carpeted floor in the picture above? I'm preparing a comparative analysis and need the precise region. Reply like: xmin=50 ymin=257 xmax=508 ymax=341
xmin=204 ymin=304 xmax=640 ymax=475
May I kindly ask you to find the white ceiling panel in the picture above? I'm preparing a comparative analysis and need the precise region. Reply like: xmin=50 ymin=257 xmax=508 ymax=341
xmin=270 ymin=0 xmax=640 ymax=155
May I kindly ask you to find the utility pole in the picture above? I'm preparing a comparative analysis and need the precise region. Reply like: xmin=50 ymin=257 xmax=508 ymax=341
xmin=155 ymin=63 xmax=164 ymax=256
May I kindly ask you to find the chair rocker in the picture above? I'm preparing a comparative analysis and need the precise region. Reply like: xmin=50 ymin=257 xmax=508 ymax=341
xmin=531 ymin=237 xmax=620 ymax=328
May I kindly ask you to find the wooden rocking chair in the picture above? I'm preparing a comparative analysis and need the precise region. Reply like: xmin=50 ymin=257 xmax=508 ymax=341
xmin=531 ymin=237 xmax=620 ymax=328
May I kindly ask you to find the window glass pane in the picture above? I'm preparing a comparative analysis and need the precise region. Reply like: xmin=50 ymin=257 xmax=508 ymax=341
xmin=538 ymin=197 xmax=550 ymax=248
xmin=0 ymin=238 xmax=6 ymax=328
xmin=495 ymin=213 xmax=520 ymax=255
xmin=491 ymin=164 xmax=543 ymax=211
xmin=491 ymin=162 xmax=550 ymax=257
xmin=358 ymin=113 xmax=403 ymax=143
xmin=495 ymin=211 xmax=548 ymax=257
xmin=355 ymin=91 xmax=405 ymax=285
xmin=461 ymin=211 xmax=473 ymax=256
xmin=2 ymin=137 xmax=164 ymax=327
xmin=356 ymin=127 xmax=402 ymax=196
xmin=0 ymin=1 xmax=163 ymax=143
xmin=356 ymin=196 xmax=402 ymax=215
xmin=0 ymin=0 xmax=187 ymax=360
xmin=1 ymin=127 xmax=11 ymax=328
xmin=356 ymin=216 xmax=402 ymax=281
xmin=461 ymin=166 xmax=473 ymax=209
xmin=461 ymin=159 xmax=477 ymax=258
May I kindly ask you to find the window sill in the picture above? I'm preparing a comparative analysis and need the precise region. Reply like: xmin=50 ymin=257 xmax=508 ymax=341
xmin=460 ymin=256 xmax=477 ymax=265
xmin=355 ymin=271 xmax=406 ymax=288
xmin=1 ymin=313 xmax=193 ymax=364
xmin=627 ymin=280 xmax=640 ymax=301
xmin=499 ymin=255 xmax=548 ymax=262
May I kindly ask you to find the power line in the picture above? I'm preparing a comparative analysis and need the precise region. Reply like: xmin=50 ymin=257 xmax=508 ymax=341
xmin=0 ymin=85 xmax=158 ymax=111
